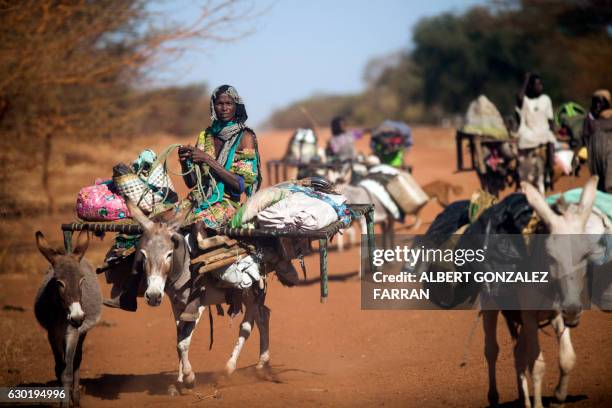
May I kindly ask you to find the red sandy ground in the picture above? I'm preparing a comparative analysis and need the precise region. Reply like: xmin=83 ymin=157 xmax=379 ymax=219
xmin=0 ymin=127 xmax=610 ymax=407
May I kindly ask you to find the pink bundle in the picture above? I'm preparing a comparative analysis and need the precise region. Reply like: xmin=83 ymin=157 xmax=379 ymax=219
xmin=76 ymin=179 xmax=130 ymax=221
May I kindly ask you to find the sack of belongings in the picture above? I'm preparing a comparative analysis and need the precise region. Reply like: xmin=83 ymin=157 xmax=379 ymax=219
xmin=257 ymin=191 xmax=340 ymax=231
xmin=411 ymin=200 xmax=472 ymax=309
xmin=461 ymin=95 xmax=509 ymax=140
xmin=371 ymin=121 xmax=412 ymax=167
xmin=364 ymin=165 xmax=429 ymax=218
xmin=385 ymin=172 xmax=428 ymax=214
xmin=230 ymin=177 xmax=350 ymax=231
xmin=555 ymin=102 xmax=586 ymax=148
xmin=76 ymin=179 xmax=130 ymax=221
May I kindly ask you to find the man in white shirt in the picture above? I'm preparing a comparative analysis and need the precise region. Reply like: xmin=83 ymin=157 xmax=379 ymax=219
xmin=516 ymin=74 xmax=556 ymax=149
xmin=515 ymin=73 xmax=556 ymax=192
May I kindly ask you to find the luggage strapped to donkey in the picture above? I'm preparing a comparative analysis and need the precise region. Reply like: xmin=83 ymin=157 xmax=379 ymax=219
xmin=61 ymin=203 xmax=375 ymax=303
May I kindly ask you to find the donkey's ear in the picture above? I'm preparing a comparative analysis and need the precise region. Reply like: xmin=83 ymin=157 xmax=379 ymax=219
xmin=579 ymin=176 xmax=598 ymax=224
xmin=126 ymin=200 xmax=154 ymax=231
xmin=35 ymin=231 xmax=61 ymax=265
xmin=522 ymin=181 xmax=560 ymax=228
xmin=72 ymin=229 xmax=90 ymax=261
xmin=167 ymin=203 xmax=191 ymax=232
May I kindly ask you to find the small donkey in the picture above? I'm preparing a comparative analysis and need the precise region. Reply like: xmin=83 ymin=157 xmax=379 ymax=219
xmin=34 ymin=230 xmax=101 ymax=407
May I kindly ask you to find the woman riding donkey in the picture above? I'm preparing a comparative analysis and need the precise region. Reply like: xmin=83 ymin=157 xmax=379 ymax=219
xmin=104 ymin=85 xmax=262 ymax=321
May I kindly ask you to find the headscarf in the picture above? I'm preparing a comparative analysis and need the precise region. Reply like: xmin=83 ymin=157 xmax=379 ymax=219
xmin=594 ymin=89 xmax=612 ymax=106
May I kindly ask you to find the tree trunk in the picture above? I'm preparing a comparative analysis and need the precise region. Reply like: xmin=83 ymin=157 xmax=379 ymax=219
xmin=42 ymin=132 xmax=55 ymax=215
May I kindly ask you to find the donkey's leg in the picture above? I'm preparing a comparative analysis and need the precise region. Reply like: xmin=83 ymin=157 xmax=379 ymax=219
xmin=483 ymin=310 xmax=500 ymax=407
xmin=225 ymin=299 xmax=256 ymax=376
xmin=62 ymin=326 xmax=80 ymax=407
xmin=255 ymin=304 xmax=271 ymax=370
xmin=523 ymin=312 xmax=546 ymax=408
xmin=515 ymin=313 xmax=532 ymax=408
xmin=412 ymin=213 xmax=422 ymax=231
xmin=551 ymin=313 xmax=575 ymax=404
xmin=523 ymin=311 xmax=546 ymax=408
xmin=171 ymin=300 xmax=204 ymax=391
xmin=71 ymin=334 xmax=86 ymax=407
xmin=532 ymin=352 xmax=546 ymax=408
xmin=49 ymin=328 xmax=65 ymax=384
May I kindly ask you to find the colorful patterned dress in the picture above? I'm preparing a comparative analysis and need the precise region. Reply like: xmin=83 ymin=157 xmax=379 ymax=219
xmin=103 ymin=127 xmax=259 ymax=265
xmin=180 ymin=128 xmax=259 ymax=228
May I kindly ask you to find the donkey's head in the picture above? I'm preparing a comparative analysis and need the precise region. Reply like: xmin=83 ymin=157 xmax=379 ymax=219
xmin=128 ymin=201 xmax=184 ymax=307
xmin=326 ymin=163 xmax=353 ymax=186
xmin=523 ymin=176 xmax=599 ymax=326
xmin=36 ymin=230 xmax=90 ymax=327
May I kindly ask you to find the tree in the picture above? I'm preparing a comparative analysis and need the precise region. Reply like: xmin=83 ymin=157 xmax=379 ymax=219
xmin=0 ymin=0 xmax=255 ymax=215
xmin=411 ymin=0 xmax=612 ymax=117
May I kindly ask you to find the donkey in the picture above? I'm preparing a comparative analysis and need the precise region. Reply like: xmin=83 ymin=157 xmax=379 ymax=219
xmin=124 ymin=201 xmax=270 ymax=393
xmin=483 ymin=176 xmax=608 ymax=408
xmin=327 ymin=164 xmax=395 ymax=250
xmin=34 ymin=230 xmax=102 ymax=407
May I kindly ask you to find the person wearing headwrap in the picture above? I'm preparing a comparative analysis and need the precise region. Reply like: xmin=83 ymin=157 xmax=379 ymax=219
xmin=103 ymin=85 xmax=261 ymax=315
xmin=175 ymin=85 xmax=262 ymax=321
xmin=178 ymin=85 xmax=262 ymax=227
xmin=583 ymin=89 xmax=612 ymax=192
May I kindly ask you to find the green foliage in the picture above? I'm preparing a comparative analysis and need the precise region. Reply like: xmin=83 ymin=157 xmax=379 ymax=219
xmin=266 ymin=0 xmax=612 ymax=128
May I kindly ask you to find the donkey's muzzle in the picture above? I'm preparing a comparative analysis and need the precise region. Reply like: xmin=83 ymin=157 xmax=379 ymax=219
xmin=67 ymin=302 xmax=85 ymax=327
xmin=562 ymin=305 xmax=583 ymax=328
xmin=144 ymin=275 xmax=166 ymax=307
xmin=144 ymin=291 xmax=162 ymax=307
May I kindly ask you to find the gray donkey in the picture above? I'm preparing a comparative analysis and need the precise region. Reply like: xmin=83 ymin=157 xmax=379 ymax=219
xmin=121 ymin=201 xmax=270 ymax=394
xmin=34 ymin=230 xmax=102 ymax=407
xmin=484 ymin=176 xmax=609 ymax=408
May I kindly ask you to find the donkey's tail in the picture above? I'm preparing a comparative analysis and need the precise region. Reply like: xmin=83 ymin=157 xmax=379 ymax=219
xmin=208 ymin=306 xmax=214 ymax=351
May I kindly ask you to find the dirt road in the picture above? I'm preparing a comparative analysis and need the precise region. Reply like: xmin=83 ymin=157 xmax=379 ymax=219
xmin=1 ymin=128 xmax=610 ymax=407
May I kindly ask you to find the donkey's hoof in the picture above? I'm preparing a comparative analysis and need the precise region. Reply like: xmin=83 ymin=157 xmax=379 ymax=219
xmin=184 ymin=372 xmax=196 ymax=389
xmin=553 ymin=387 xmax=566 ymax=406
xmin=487 ymin=390 xmax=499 ymax=407
xmin=225 ymin=361 xmax=236 ymax=376
xmin=256 ymin=351 xmax=270 ymax=370
xmin=168 ymin=384 xmax=180 ymax=396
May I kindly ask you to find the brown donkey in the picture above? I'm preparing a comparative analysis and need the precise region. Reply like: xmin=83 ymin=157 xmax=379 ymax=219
xmin=34 ymin=230 xmax=101 ymax=407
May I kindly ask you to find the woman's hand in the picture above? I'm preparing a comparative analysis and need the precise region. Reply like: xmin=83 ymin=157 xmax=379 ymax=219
xmin=190 ymin=149 xmax=214 ymax=165
xmin=178 ymin=145 xmax=194 ymax=162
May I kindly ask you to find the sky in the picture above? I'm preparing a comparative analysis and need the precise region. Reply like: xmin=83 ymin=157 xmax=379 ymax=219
xmin=152 ymin=0 xmax=484 ymax=127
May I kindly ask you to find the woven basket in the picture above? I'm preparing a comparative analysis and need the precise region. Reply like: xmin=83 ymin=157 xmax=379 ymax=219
xmin=114 ymin=173 xmax=159 ymax=213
